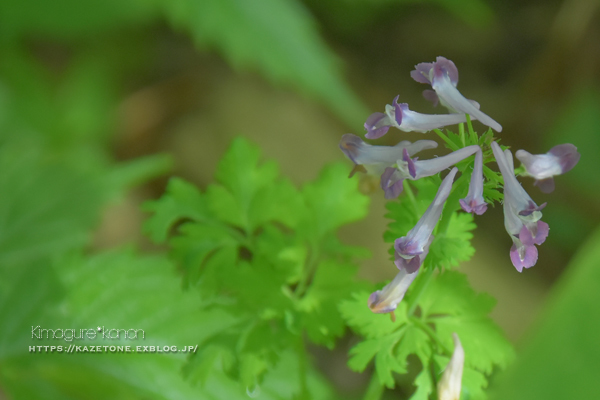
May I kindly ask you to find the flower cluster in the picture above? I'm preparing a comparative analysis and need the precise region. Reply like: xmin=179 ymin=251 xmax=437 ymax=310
xmin=339 ymin=56 xmax=580 ymax=315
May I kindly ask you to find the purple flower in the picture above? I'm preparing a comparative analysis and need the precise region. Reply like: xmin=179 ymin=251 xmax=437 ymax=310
xmin=515 ymin=144 xmax=580 ymax=193
xmin=381 ymin=145 xmax=479 ymax=199
xmin=339 ymin=133 xmax=437 ymax=177
xmin=492 ymin=142 xmax=549 ymax=272
xmin=459 ymin=148 xmax=488 ymax=215
xmin=411 ymin=56 xmax=502 ymax=132
xmin=394 ymin=167 xmax=458 ymax=270
xmin=369 ymin=168 xmax=458 ymax=313
xmin=369 ymin=168 xmax=458 ymax=315
xmin=364 ymin=96 xmax=471 ymax=139
xmin=368 ymin=267 xmax=419 ymax=314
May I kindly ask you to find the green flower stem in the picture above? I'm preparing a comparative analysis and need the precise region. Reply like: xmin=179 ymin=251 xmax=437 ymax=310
xmin=407 ymin=266 xmax=435 ymax=317
xmin=459 ymin=123 xmax=466 ymax=147
xmin=434 ymin=129 xmax=460 ymax=151
xmin=403 ymin=180 xmax=419 ymax=215
xmin=297 ymin=336 xmax=309 ymax=399
xmin=466 ymin=114 xmax=478 ymax=144
xmin=362 ymin=370 xmax=384 ymax=400
xmin=294 ymin=241 xmax=320 ymax=298
xmin=410 ymin=316 xmax=452 ymax=355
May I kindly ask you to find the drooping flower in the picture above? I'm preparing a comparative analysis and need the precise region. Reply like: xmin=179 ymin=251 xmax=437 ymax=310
xmin=411 ymin=56 xmax=503 ymax=132
xmin=515 ymin=144 xmax=580 ymax=193
xmin=368 ymin=168 xmax=458 ymax=315
xmin=368 ymin=267 xmax=419 ymax=314
xmin=437 ymin=333 xmax=465 ymax=400
xmin=339 ymin=133 xmax=437 ymax=177
xmin=492 ymin=142 xmax=549 ymax=272
xmin=364 ymin=96 xmax=472 ymax=139
xmin=459 ymin=148 xmax=488 ymax=215
xmin=381 ymin=145 xmax=479 ymax=199
xmin=394 ymin=167 xmax=458 ymax=270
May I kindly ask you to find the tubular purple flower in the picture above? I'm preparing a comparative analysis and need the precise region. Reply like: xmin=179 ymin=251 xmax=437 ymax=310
xmin=515 ymin=144 xmax=580 ymax=193
xmin=364 ymin=112 xmax=391 ymax=139
xmin=364 ymin=96 xmax=471 ymax=138
xmin=368 ymin=267 xmax=419 ymax=314
xmin=381 ymin=145 xmax=479 ymax=199
xmin=339 ymin=134 xmax=437 ymax=177
xmin=459 ymin=148 xmax=488 ymax=215
xmin=394 ymin=167 xmax=458 ymax=269
xmin=411 ymin=57 xmax=503 ymax=132
xmin=492 ymin=142 xmax=549 ymax=271
xmin=368 ymin=169 xmax=458 ymax=315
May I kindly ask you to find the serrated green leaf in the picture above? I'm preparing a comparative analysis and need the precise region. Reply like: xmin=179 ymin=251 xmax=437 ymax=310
xmin=395 ymin=324 xmax=432 ymax=368
xmin=298 ymin=260 xmax=368 ymax=347
xmin=170 ymin=223 xmax=239 ymax=287
xmin=301 ymin=163 xmax=370 ymax=239
xmin=348 ymin=331 xmax=407 ymax=387
xmin=207 ymin=137 xmax=304 ymax=232
xmin=143 ymin=177 xmax=209 ymax=243
xmin=374 ymin=333 xmax=408 ymax=388
xmin=462 ymin=366 xmax=488 ymax=400
xmin=420 ymin=271 xmax=514 ymax=374
xmin=339 ymin=291 xmax=405 ymax=339
xmin=427 ymin=212 xmax=476 ymax=269
xmin=409 ymin=367 xmax=434 ymax=400
xmin=240 ymin=353 xmax=269 ymax=389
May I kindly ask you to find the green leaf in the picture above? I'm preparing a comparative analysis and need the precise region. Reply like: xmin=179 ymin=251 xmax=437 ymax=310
xmin=409 ymin=367 xmax=434 ymax=400
xmin=491 ymin=225 xmax=600 ymax=400
xmin=427 ymin=212 xmax=476 ymax=269
xmin=167 ymin=223 xmax=240 ymax=288
xmin=0 ymin=248 xmax=245 ymax=399
xmin=298 ymin=260 xmax=368 ymax=347
xmin=394 ymin=324 xmax=432 ymax=370
xmin=161 ymin=0 xmax=368 ymax=126
xmin=143 ymin=177 xmax=209 ymax=243
xmin=348 ymin=332 xmax=406 ymax=387
xmin=207 ymin=137 xmax=304 ymax=232
xmin=339 ymin=291 xmax=403 ymax=339
xmin=301 ymin=163 xmax=370 ymax=239
xmin=419 ymin=271 xmax=514 ymax=374
xmin=342 ymin=293 xmax=433 ymax=388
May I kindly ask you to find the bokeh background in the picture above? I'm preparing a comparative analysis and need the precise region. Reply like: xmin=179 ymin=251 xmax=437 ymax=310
xmin=1 ymin=0 xmax=599 ymax=398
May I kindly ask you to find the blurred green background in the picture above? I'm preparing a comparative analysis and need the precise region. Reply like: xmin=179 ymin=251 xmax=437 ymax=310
xmin=0 ymin=0 xmax=599 ymax=398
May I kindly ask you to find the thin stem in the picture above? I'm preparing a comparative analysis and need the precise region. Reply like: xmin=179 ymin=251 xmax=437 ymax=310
xmin=294 ymin=241 xmax=320 ymax=298
xmin=458 ymin=123 xmax=466 ymax=147
xmin=403 ymin=180 xmax=419 ymax=215
xmin=414 ymin=317 xmax=453 ymax=355
xmin=466 ymin=114 xmax=478 ymax=144
xmin=434 ymin=129 xmax=459 ymax=151
xmin=297 ymin=336 xmax=309 ymax=399
xmin=362 ymin=371 xmax=384 ymax=400
xmin=407 ymin=266 xmax=435 ymax=316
